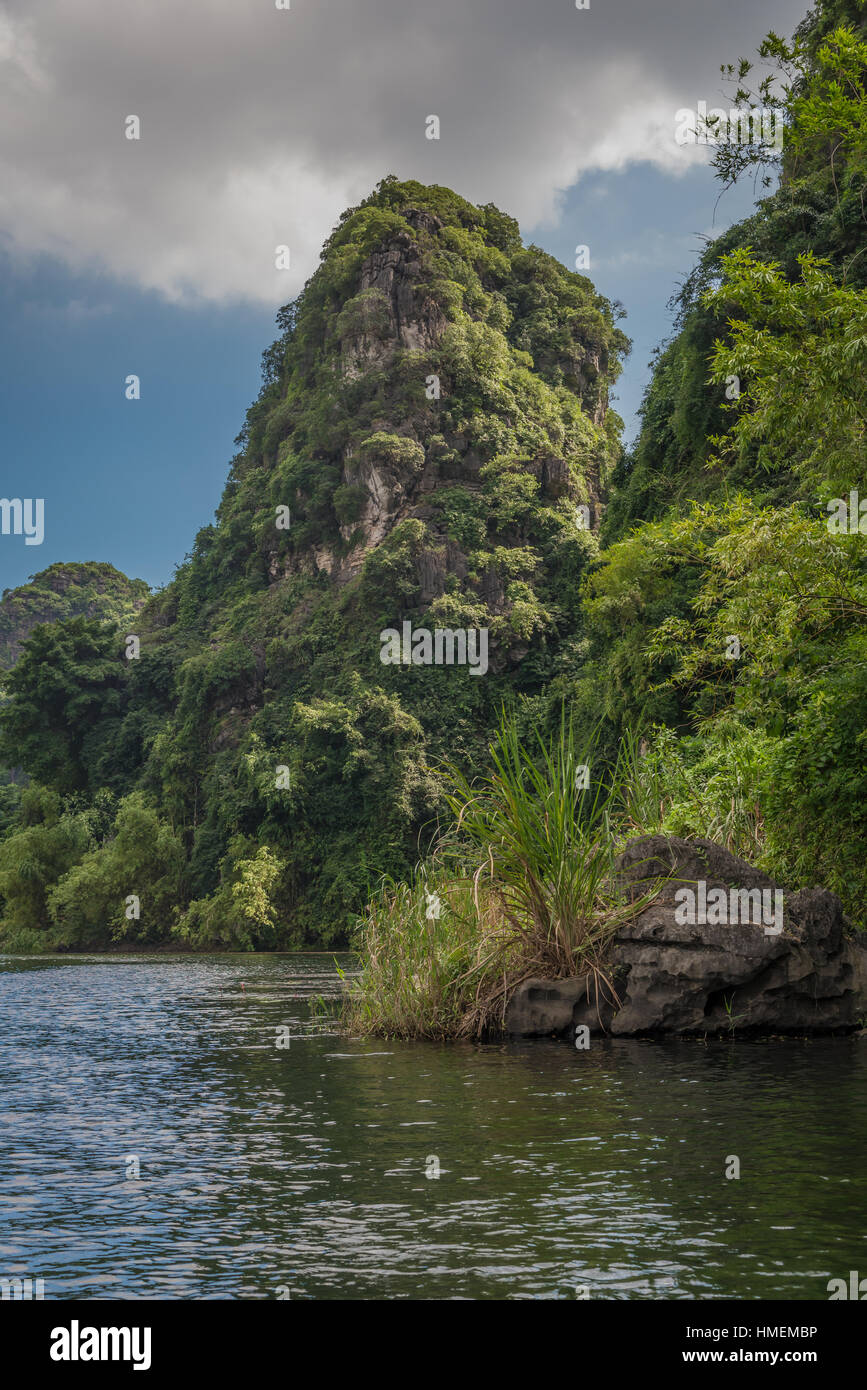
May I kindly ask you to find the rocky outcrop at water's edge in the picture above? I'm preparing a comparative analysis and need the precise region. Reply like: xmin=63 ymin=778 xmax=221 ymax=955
xmin=505 ymin=836 xmax=867 ymax=1038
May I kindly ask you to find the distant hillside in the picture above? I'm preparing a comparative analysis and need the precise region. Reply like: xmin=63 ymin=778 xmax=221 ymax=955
xmin=0 ymin=563 xmax=150 ymax=670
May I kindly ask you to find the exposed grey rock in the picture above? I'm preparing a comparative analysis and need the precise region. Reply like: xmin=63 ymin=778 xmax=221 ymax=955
xmin=348 ymin=214 xmax=447 ymax=364
xmin=504 ymin=977 xmax=588 ymax=1036
xmin=506 ymin=836 xmax=867 ymax=1038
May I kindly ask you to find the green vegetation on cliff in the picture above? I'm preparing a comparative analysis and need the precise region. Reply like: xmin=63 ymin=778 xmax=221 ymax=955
xmin=605 ymin=0 xmax=867 ymax=536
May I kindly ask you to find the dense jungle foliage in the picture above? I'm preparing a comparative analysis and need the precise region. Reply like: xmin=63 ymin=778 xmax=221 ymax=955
xmin=0 ymin=0 xmax=864 ymax=952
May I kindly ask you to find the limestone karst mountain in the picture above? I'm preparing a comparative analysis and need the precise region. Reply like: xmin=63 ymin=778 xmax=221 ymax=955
xmin=0 ymin=178 xmax=630 ymax=947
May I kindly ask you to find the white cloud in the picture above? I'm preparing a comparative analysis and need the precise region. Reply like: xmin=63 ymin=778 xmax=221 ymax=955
xmin=0 ymin=0 xmax=808 ymax=304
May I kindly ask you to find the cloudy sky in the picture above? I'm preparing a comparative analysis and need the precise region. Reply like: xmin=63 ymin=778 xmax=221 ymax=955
xmin=0 ymin=0 xmax=809 ymax=591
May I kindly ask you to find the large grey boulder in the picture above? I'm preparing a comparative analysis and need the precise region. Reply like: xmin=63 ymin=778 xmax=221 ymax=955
xmin=505 ymin=836 xmax=867 ymax=1037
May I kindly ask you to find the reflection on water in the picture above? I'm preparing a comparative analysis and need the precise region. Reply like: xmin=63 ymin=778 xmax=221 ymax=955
xmin=1 ymin=952 xmax=865 ymax=1300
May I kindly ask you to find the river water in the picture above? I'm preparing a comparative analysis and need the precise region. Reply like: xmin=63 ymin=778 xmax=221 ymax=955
xmin=1 ymin=952 xmax=865 ymax=1300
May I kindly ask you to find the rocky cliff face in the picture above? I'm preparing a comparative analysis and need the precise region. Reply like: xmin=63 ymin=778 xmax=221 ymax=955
xmin=324 ymin=218 xmax=611 ymax=590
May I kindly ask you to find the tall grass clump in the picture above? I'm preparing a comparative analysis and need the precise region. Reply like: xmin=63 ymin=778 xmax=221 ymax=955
xmin=344 ymin=709 xmax=657 ymax=1039
xmin=342 ymin=868 xmax=514 ymax=1039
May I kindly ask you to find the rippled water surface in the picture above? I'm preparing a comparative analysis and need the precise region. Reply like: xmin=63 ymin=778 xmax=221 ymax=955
xmin=1 ymin=952 xmax=865 ymax=1300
